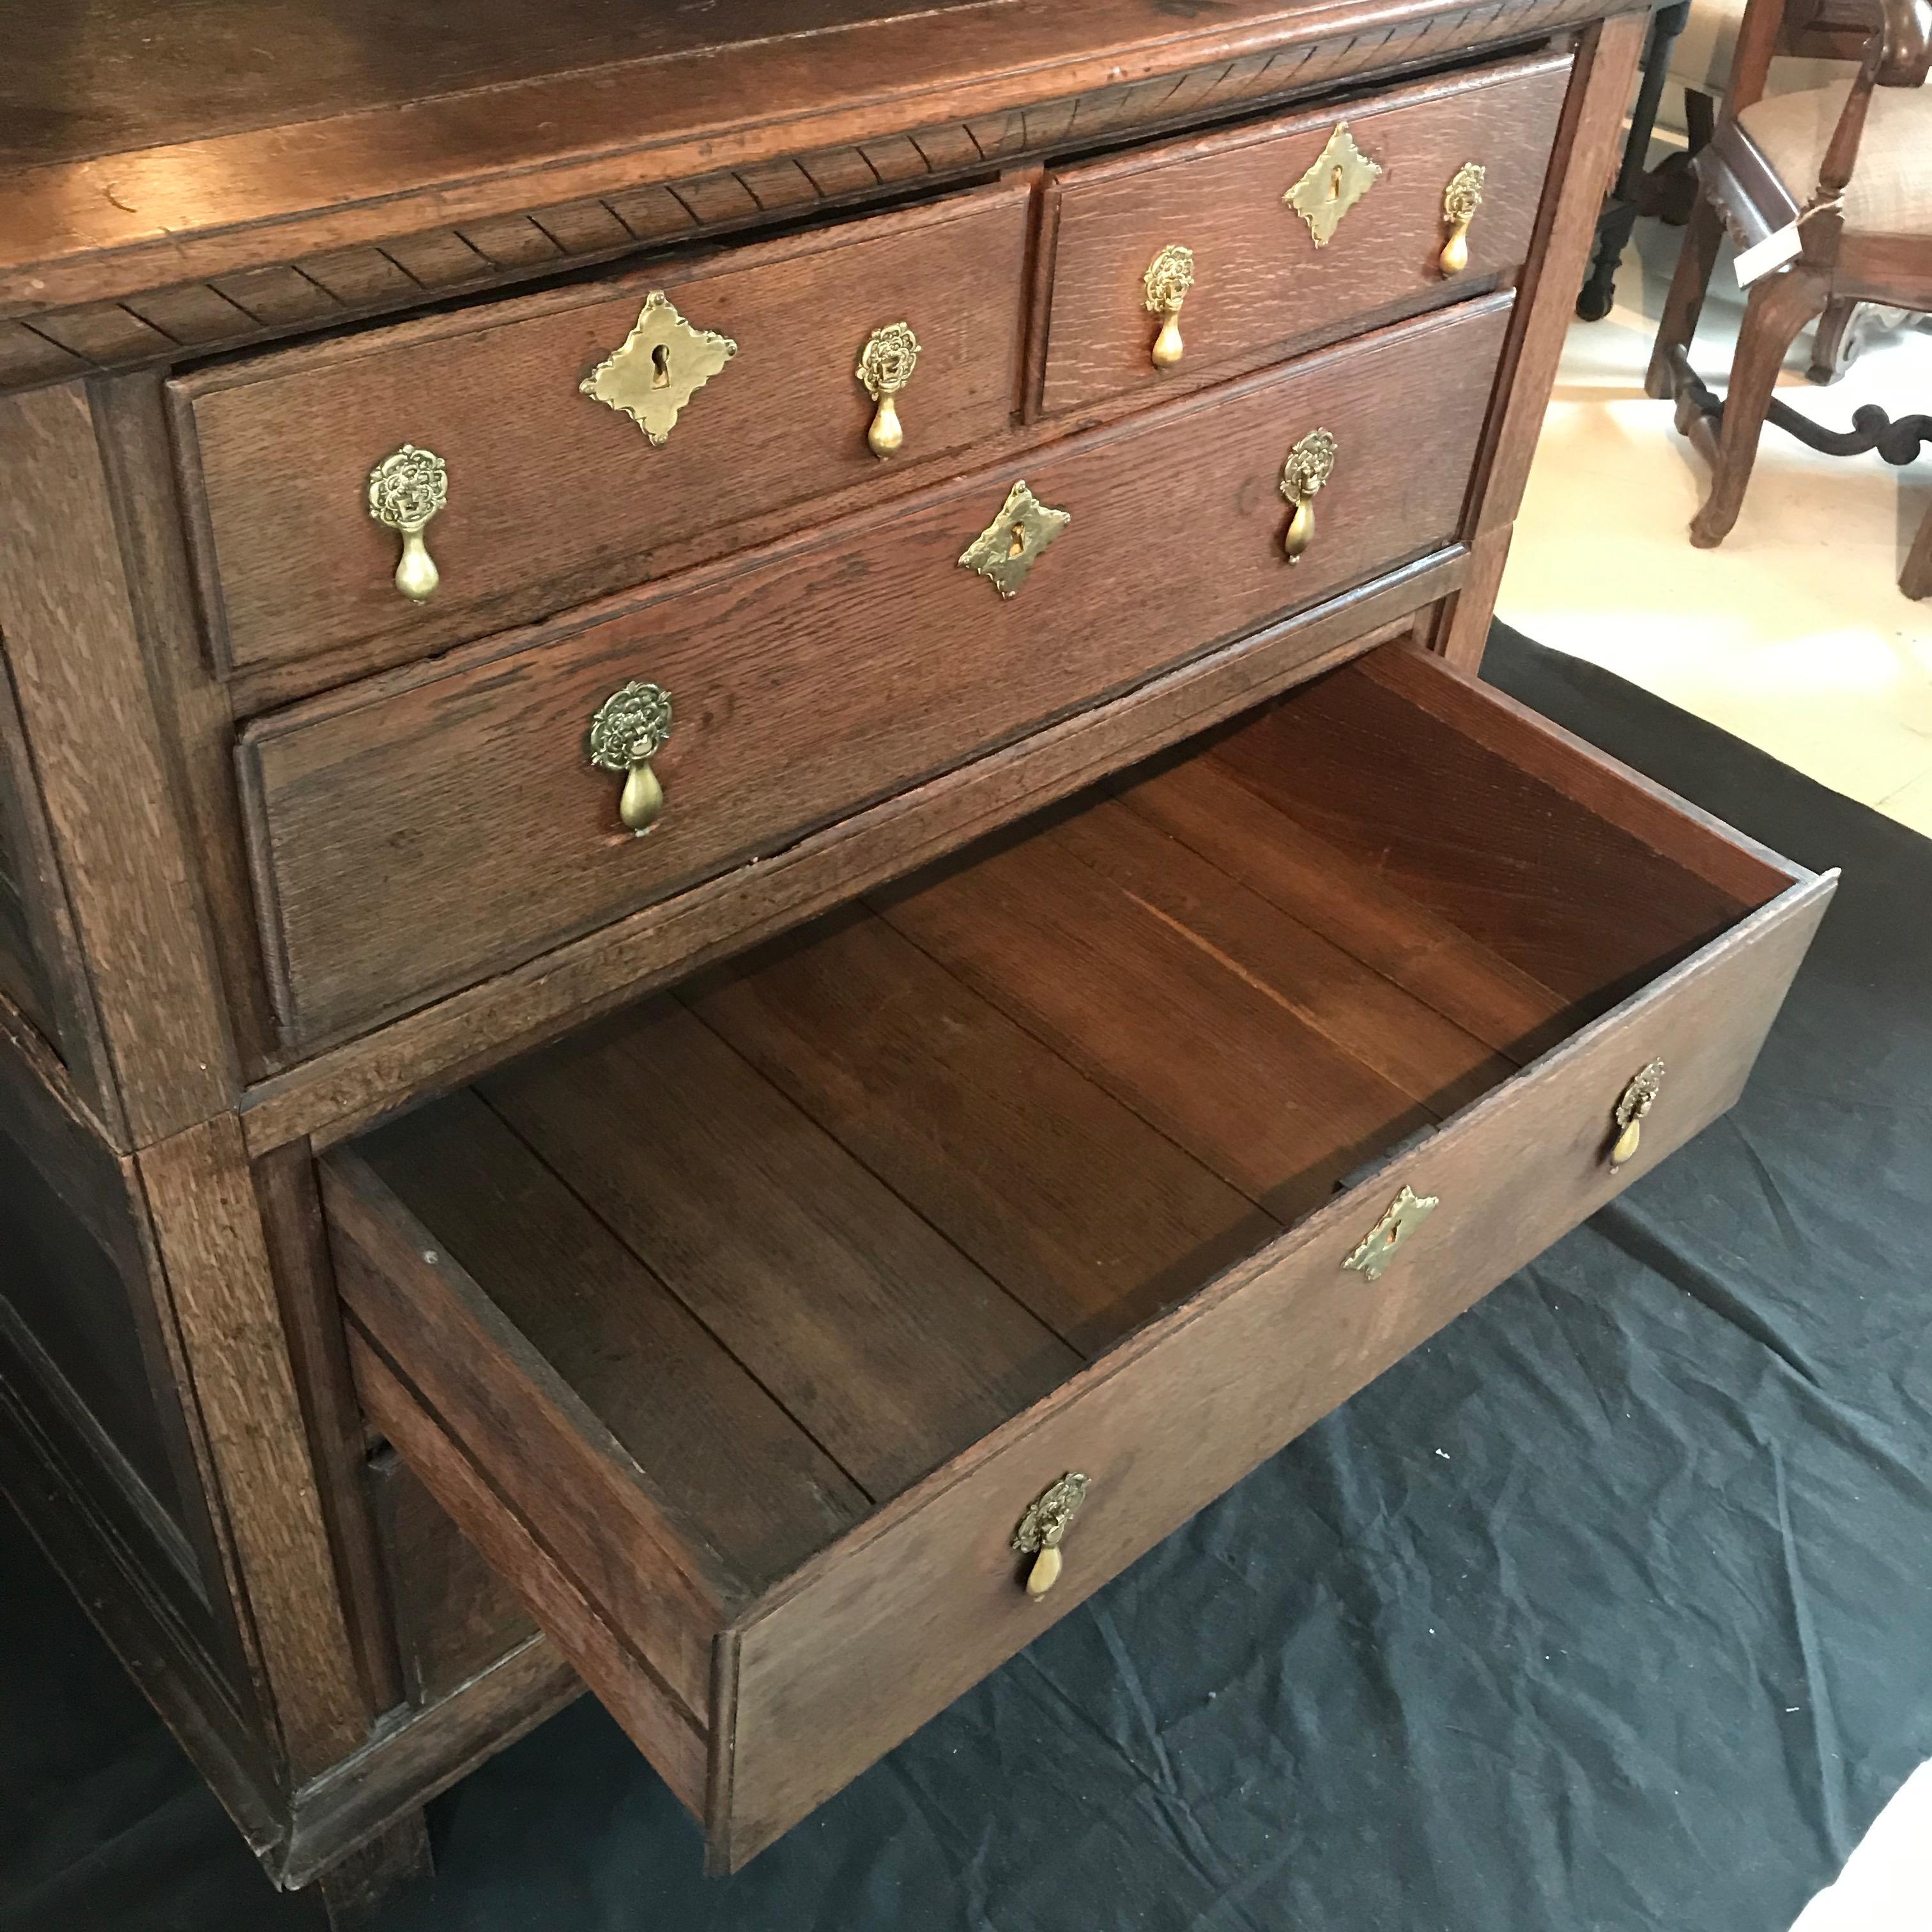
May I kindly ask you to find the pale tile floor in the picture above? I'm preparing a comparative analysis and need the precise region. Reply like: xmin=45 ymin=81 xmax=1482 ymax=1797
xmin=1502 ymin=220 xmax=1932 ymax=1932
xmin=1497 ymin=216 xmax=1932 ymax=836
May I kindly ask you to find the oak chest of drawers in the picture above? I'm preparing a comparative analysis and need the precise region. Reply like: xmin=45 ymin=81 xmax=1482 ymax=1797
xmin=0 ymin=0 xmax=1833 ymax=1916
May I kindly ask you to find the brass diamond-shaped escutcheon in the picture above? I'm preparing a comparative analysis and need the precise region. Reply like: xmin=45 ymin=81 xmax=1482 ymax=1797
xmin=579 ymin=291 xmax=738 ymax=445
xmin=958 ymin=480 xmax=1071 ymax=598
xmin=1285 ymin=122 xmax=1385 ymax=247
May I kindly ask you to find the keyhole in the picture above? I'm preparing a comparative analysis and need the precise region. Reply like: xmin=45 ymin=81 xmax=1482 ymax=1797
xmin=1008 ymin=527 xmax=1027 ymax=559
xmin=1330 ymin=165 xmax=1344 ymax=199
xmin=652 ymin=342 xmax=671 ymax=389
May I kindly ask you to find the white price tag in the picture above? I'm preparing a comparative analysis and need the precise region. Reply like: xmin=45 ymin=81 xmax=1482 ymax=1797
xmin=1734 ymin=222 xmax=1802 ymax=288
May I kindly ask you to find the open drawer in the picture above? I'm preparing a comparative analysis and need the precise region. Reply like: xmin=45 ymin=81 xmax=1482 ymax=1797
xmin=321 ymin=642 xmax=1834 ymax=1873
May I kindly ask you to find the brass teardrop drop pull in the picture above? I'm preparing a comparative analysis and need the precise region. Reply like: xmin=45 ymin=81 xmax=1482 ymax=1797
xmin=588 ymin=681 xmax=674 ymax=837
xmin=1012 ymin=1471 xmax=1088 ymax=1598
xmin=367 ymin=445 xmax=448 ymax=602
xmin=1440 ymin=161 xmax=1487 ymax=276
xmin=1279 ymin=427 xmax=1338 ymax=564
xmin=1610 ymin=1059 xmax=1665 ymax=1168
xmin=1142 ymin=244 xmax=1195 ymax=371
xmin=857 ymin=321 xmax=919 ymax=459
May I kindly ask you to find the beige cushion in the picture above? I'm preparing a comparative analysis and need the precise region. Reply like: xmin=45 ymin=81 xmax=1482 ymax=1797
xmin=1740 ymin=80 xmax=1932 ymax=234
xmin=1666 ymin=0 xmax=1839 ymax=100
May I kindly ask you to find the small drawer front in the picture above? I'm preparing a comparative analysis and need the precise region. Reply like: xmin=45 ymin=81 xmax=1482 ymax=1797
xmin=719 ymin=862 xmax=1829 ymax=1866
xmin=1038 ymin=54 xmax=1571 ymax=418
xmin=171 ymin=181 xmax=1032 ymax=685
xmin=240 ymin=296 xmax=1512 ymax=1048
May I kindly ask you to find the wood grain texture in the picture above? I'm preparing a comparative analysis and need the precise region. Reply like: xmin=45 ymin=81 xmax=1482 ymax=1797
xmin=236 ymin=581 xmax=1447 ymax=1158
xmin=1111 ymin=748 xmax=1570 ymax=1057
xmin=277 ymin=1632 xmax=580 ymax=1889
xmin=90 ymin=377 xmax=282 ymax=1082
xmin=136 ymin=1115 xmax=371 ymax=1781
xmin=348 ymin=1330 xmax=709 ymax=1816
xmin=253 ymin=1141 xmax=403 ymax=1722
xmin=0 ymin=649 xmax=122 ymax=1128
xmin=368 ymin=1450 xmax=535 ymax=1707
xmin=686 ymin=910 xmax=1282 ymax=1356
xmin=0 ymin=0 xmax=1637 ymax=349
xmin=325 ymin=1120 xmax=861 ymax=1694
xmin=240 ymin=299 xmax=1511 ymax=1050
xmin=1037 ymin=54 xmax=1571 ymax=417
xmin=1209 ymin=661 xmax=1764 ymax=1005
xmin=174 ymin=183 xmax=1033 ymax=680
xmin=0 ymin=385 xmax=236 ymax=1146
xmin=312 ymin=1809 xmax=433 ymax=1929
xmin=316 ymin=638 xmax=1826 ymax=1868
xmin=719 ymin=868 xmax=1832 ymax=1867
xmin=480 ymin=1004 xmax=1078 ymax=1502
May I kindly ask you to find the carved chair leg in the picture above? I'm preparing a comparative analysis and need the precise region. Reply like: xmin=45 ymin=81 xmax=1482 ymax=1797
xmin=1646 ymin=192 xmax=1724 ymax=399
xmin=1808 ymin=297 xmax=1863 ymax=384
xmin=311 ymin=1810 xmax=434 ymax=1929
xmin=1905 ymin=502 xmax=1932 ymax=601
xmin=1689 ymin=266 xmax=1829 ymax=548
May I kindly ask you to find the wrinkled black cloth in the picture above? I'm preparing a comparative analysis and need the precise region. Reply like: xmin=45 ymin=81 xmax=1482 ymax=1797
xmin=3 ymin=624 xmax=1928 ymax=1932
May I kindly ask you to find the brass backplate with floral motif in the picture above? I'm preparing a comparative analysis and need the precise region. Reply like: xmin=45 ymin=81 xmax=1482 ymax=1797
xmin=579 ymin=291 xmax=738 ymax=445
xmin=1285 ymin=122 xmax=1384 ymax=247
xmin=1013 ymin=1472 xmax=1089 ymax=1554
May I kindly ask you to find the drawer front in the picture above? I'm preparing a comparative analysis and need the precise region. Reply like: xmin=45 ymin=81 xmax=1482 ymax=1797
xmin=241 ymin=296 xmax=1512 ymax=1048
xmin=171 ymin=182 xmax=1032 ymax=684
xmin=719 ymin=861 xmax=1831 ymax=1866
xmin=1038 ymin=54 xmax=1570 ymax=419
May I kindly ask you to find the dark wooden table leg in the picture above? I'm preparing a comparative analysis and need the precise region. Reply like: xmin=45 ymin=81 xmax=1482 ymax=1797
xmin=1578 ymin=0 xmax=1692 ymax=321
xmin=1905 ymin=500 xmax=1932 ymax=600
xmin=312 ymin=1811 xmax=434 ymax=1929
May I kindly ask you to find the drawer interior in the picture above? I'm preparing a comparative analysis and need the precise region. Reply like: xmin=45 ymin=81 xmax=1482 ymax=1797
xmin=340 ymin=641 xmax=1799 ymax=1607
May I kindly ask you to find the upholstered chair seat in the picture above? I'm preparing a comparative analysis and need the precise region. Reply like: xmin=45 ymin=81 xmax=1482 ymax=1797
xmin=1738 ymin=79 xmax=1932 ymax=232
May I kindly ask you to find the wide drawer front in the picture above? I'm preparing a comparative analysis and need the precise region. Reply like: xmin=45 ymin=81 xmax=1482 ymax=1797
xmin=171 ymin=181 xmax=1032 ymax=685
xmin=323 ymin=645 xmax=1829 ymax=1872
xmin=1039 ymin=52 xmax=1570 ymax=418
xmin=241 ymin=296 xmax=1512 ymax=1049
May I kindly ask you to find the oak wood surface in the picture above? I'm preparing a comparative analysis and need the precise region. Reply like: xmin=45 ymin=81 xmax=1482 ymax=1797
xmin=1110 ymin=749 xmax=1570 ymax=1056
xmin=91 ymin=377 xmax=282 ymax=1080
xmin=316 ymin=638 xmax=1826 ymax=1867
xmin=135 ymin=1116 xmax=371 ymax=1782
xmin=0 ymin=0 xmax=1648 ymax=321
xmin=347 ymin=1330 xmax=710 ymax=1816
xmin=174 ymin=182 xmax=1033 ymax=680
xmin=686 ymin=910 xmax=1282 ymax=1356
xmin=237 ymin=578 xmax=1449 ymax=1158
xmin=1210 ymin=663 xmax=1760 ymax=1003
xmin=720 ymin=864 xmax=1831 ymax=1867
xmin=0 ymin=385 xmax=236 ymax=1147
xmin=1038 ymin=53 xmax=1570 ymax=417
xmin=277 ymin=1632 xmax=580 ymax=1889
xmin=253 ymin=1141 xmax=403 ymax=1723
xmin=368 ymin=1450 xmax=535 ymax=1708
xmin=240 ymin=298 xmax=1511 ymax=1051
xmin=480 ymin=1006 xmax=1078 ymax=1501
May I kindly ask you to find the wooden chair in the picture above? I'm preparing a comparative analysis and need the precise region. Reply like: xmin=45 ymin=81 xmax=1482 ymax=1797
xmin=1645 ymin=0 xmax=1931 ymax=546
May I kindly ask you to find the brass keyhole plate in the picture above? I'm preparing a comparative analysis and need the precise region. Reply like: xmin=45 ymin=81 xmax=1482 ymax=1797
xmin=1342 ymin=1184 xmax=1439 ymax=1282
xmin=579 ymin=291 xmax=738 ymax=445
xmin=1285 ymin=123 xmax=1384 ymax=247
xmin=958 ymin=480 xmax=1071 ymax=598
